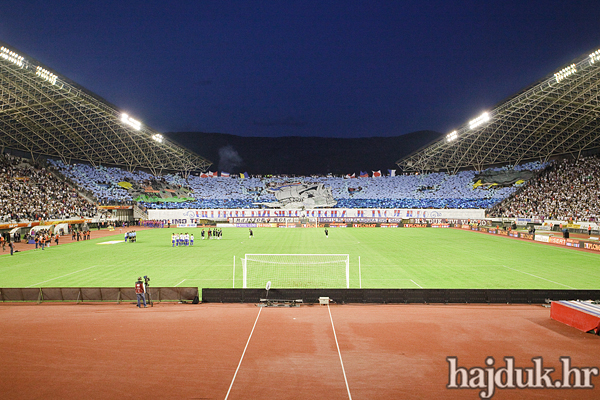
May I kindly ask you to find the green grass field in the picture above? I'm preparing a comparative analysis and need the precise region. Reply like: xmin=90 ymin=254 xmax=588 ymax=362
xmin=2 ymin=227 xmax=599 ymax=290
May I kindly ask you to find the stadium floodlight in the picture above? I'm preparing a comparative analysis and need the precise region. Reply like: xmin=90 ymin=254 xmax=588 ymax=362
xmin=152 ymin=133 xmax=164 ymax=143
xmin=0 ymin=46 xmax=24 ymax=67
xmin=35 ymin=66 xmax=57 ymax=85
xmin=469 ymin=112 xmax=490 ymax=130
xmin=590 ymin=50 xmax=600 ymax=64
xmin=554 ymin=64 xmax=577 ymax=83
xmin=120 ymin=113 xmax=141 ymax=130
xmin=446 ymin=131 xmax=458 ymax=142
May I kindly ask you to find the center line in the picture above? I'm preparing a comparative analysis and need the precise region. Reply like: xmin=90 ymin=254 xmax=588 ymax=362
xmin=328 ymin=303 xmax=352 ymax=400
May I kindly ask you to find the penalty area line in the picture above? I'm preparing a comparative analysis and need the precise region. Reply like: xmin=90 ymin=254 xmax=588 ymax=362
xmin=26 ymin=266 xmax=98 ymax=287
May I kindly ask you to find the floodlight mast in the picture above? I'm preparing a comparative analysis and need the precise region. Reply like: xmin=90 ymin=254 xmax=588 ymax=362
xmin=0 ymin=41 xmax=213 ymax=174
xmin=396 ymin=46 xmax=600 ymax=174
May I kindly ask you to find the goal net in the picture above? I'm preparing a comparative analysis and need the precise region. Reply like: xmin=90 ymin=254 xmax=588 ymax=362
xmin=241 ymin=254 xmax=350 ymax=288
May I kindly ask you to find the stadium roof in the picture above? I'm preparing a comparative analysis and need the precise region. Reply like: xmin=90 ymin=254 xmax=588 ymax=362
xmin=0 ymin=42 xmax=211 ymax=175
xmin=397 ymin=47 xmax=600 ymax=173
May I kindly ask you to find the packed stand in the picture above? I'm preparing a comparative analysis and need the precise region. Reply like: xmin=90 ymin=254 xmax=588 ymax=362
xmin=0 ymin=154 xmax=97 ymax=222
xmin=489 ymin=156 xmax=600 ymax=221
xmin=48 ymin=157 xmax=547 ymax=210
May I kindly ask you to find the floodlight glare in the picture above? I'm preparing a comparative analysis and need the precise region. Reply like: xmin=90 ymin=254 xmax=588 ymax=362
xmin=152 ymin=133 xmax=164 ymax=143
xmin=554 ymin=64 xmax=577 ymax=83
xmin=590 ymin=50 xmax=600 ymax=64
xmin=35 ymin=66 xmax=57 ymax=85
xmin=0 ymin=46 xmax=24 ymax=67
xmin=446 ymin=131 xmax=458 ymax=142
xmin=120 ymin=113 xmax=141 ymax=130
xmin=469 ymin=112 xmax=490 ymax=130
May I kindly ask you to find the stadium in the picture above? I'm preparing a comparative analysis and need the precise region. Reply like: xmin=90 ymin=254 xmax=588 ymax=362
xmin=1 ymin=38 xmax=600 ymax=399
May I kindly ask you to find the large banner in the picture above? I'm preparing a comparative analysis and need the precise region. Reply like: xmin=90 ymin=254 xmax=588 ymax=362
xmin=148 ymin=208 xmax=486 ymax=224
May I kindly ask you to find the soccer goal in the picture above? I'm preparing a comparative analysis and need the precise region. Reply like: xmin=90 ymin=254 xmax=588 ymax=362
xmin=240 ymin=254 xmax=350 ymax=288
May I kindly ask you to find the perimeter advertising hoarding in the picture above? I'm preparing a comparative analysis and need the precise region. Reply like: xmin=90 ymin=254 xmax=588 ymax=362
xmin=329 ymin=223 xmax=348 ymax=228
xmin=566 ymin=239 xmax=581 ymax=248
xmin=148 ymin=208 xmax=486 ymax=223
xmin=549 ymin=237 xmax=567 ymax=245
xmin=535 ymin=235 xmax=550 ymax=243
xmin=584 ymin=242 xmax=600 ymax=251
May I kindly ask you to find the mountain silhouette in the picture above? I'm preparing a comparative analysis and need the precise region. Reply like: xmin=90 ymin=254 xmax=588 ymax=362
xmin=165 ymin=130 xmax=442 ymax=175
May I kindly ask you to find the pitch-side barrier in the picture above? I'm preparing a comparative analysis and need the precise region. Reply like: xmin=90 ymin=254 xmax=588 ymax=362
xmin=0 ymin=287 xmax=199 ymax=303
xmin=202 ymin=288 xmax=600 ymax=304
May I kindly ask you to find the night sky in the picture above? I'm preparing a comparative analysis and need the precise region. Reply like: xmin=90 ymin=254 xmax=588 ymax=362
xmin=1 ymin=1 xmax=599 ymax=138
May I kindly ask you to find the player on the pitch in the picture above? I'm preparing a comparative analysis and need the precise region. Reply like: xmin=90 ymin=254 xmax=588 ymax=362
xmin=249 ymin=228 xmax=253 ymax=238
xmin=201 ymin=229 xmax=205 ymax=240
xmin=171 ymin=233 xmax=177 ymax=247
xmin=190 ymin=233 xmax=194 ymax=246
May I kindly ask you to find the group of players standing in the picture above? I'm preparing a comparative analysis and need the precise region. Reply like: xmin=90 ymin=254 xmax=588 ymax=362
xmin=202 ymin=228 xmax=223 ymax=240
xmin=171 ymin=228 xmax=224 ymax=247
xmin=171 ymin=232 xmax=194 ymax=247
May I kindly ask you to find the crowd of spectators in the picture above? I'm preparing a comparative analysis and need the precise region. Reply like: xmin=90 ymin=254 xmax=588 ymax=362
xmin=0 ymin=154 xmax=97 ymax=222
xmin=48 ymin=158 xmax=547 ymax=210
xmin=489 ymin=156 xmax=600 ymax=221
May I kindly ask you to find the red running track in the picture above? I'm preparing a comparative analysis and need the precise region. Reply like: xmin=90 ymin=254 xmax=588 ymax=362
xmin=0 ymin=303 xmax=599 ymax=399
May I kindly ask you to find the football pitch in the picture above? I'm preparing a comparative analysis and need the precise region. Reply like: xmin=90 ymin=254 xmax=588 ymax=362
xmin=1 ymin=227 xmax=599 ymax=290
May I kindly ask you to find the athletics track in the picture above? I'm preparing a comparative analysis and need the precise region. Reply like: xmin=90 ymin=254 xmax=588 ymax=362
xmin=0 ymin=302 xmax=599 ymax=399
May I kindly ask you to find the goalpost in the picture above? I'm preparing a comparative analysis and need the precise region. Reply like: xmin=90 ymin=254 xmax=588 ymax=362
xmin=240 ymin=254 xmax=350 ymax=288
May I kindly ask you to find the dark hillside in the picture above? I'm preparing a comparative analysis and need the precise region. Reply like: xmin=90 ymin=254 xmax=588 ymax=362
xmin=165 ymin=130 xmax=442 ymax=175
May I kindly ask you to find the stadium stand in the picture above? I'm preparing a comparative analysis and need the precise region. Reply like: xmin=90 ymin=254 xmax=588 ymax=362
xmin=0 ymin=154 xmax=96 ymax=222
xmin=47 ymin=158 xmax=547 ymax=210
xmin=489 ymin=155 xmax=600 ymax=222
xmin=1 ymin=41 xmax=599 ymax=222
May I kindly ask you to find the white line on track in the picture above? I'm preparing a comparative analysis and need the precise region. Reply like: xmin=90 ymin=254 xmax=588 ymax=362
xmin=26 ymin=266 xmax=98 ymax=287
xmin=410 ymin=279 xmax=423 ymax=288
xmin=224 ymin=307 xmax=262 ymax=400
xmin=501 ymin=265 xmax=575 ymax=289
xmin=327 ymin=304 xmax=352 ymax=400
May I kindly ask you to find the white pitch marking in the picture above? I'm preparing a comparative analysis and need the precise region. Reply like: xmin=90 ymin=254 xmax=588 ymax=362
xmin=26 ymin=266 xmax=98 ymax=287
xmin=174 ymin=279 xmax=186 ymax=287
xmin=501 ymin=265 xmax=575 ymax=289
xmin=328 ymin=304 xmax=352 ymax=400
xmin=410 ymin=279 xmax=423 ymax=288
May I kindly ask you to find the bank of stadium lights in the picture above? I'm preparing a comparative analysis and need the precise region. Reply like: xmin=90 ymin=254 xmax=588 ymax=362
xmin=554 ymin=64 xmax=577 ymax=83
xmin=35 ymin=66 xmax=57 ymax=85
xmin=152 ymin=133 xmax=164 ymax=143
xmin=0 ymin=47 xmax=24 ymax=67
xmin=120 ymin=113 xmax=141 ymax=130
xmin=469 ymin=112 xmax=490 ymax=130
xmin=446 ymin=131 xmax=458 ymax=142
xmin=590 ymin=50 xmax=600 ymax=64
